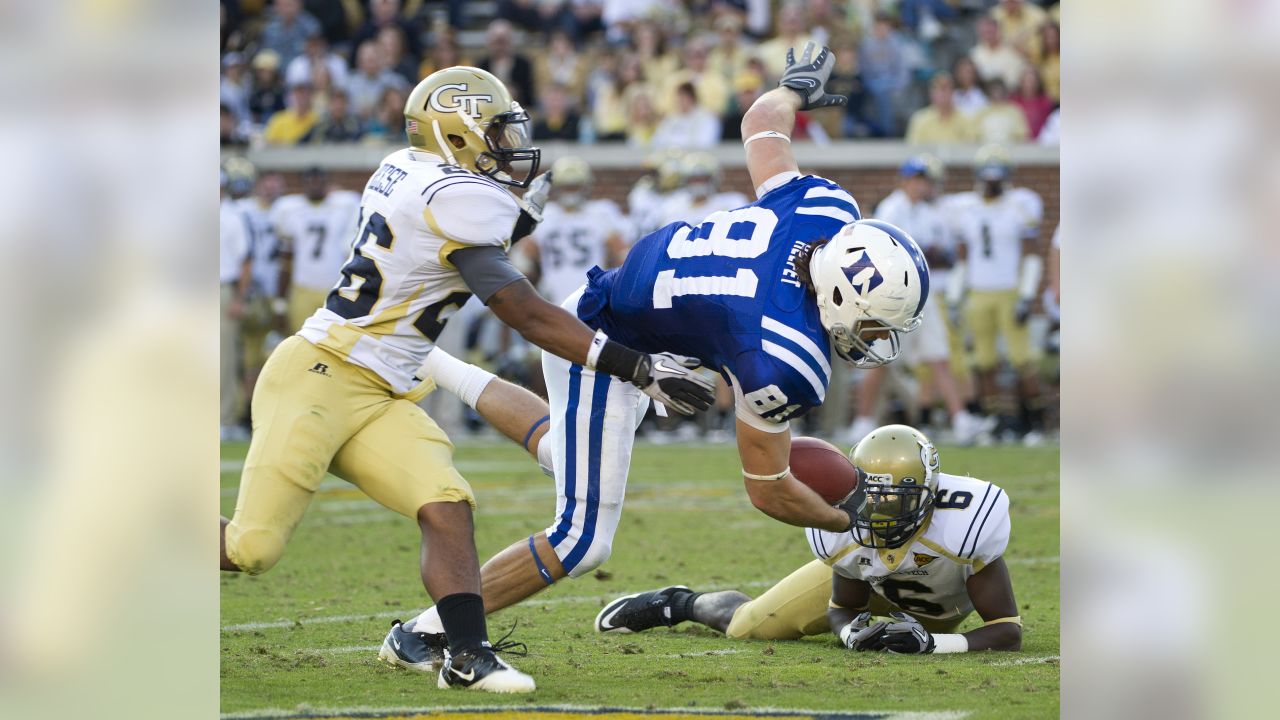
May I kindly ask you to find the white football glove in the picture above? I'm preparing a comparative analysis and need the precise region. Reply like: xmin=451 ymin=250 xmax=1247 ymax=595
xmin=521 ymin=171 xmax=554 ymax=224
xmin=839 ymin=611 xmax=889 ymax=651
xmin=635 ymin=353 xmax=716 ymax=416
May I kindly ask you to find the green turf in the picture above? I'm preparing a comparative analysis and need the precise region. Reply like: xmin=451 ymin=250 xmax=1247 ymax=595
xmin=220 ymin=440 xmax=1059 ymax=718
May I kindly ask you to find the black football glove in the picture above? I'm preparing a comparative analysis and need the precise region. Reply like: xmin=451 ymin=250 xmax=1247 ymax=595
xmin=839 ymin=611 xmax=889 ymax=651
xmin=879 ymin=612 xmax=936 ymax=654
xmin=778 ymin=42 xmax=848 ymax=111
xmin=1014 ymin=297 xmax=1032 ymax=326
xmin=635 ymin=352 xmax=716 ymax=416
xmin=835 ymin=481 xmax=866 ymax=531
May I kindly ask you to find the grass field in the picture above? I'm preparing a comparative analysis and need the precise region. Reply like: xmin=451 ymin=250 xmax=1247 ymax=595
xmin=220 ymin=439 xmax=1059 ymax=719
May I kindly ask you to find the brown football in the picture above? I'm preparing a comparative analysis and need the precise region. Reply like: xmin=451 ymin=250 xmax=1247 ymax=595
xmin=789 ymin=436 xmax=859 ymax=504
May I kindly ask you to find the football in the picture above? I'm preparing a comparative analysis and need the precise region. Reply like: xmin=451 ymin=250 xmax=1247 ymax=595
xmin=789 ymin=436 xmax=859 ymax=504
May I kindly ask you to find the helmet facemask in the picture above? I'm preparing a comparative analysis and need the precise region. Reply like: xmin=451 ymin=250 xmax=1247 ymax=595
xmin=851 ymin=471 xmax=936 ymax=549
xmin=477 ymin=106 xmax=540 ymax=187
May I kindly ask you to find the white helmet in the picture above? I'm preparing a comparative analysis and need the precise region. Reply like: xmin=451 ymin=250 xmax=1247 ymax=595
xmin=809 ymin=219 xmax=930 ymax=367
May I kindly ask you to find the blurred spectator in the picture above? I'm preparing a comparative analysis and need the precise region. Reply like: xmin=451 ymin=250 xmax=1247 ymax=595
xmin=378 ymin=25 xmax=420 ymax=85
xmin=364 ymin=86 xmax=410 ymax=143
xmin=478 ymin=20 xmax=535 ymax=106
xmin=260 ymin=0 xmax=324 ymax=68
xmin=602 ymin=0 xmax=671 ymax=41
xmin=308 ymin=61 xmax=336 ymax=120
xmin=720 ymin=70 xmax=765 ymax=141
xmin=557 ymin=0 xmax=607 ymax=41
xmin=347 ymin=40 xmax=406 ymax=120
xmin=897 ymin=0 xmax=957 ymax=37
xmin=1011 ymin=67 xmax=1054 ymax=139
xmin=707 ymin=14 xmax=754 ymax=87
xmin=589 ymin=51 xmax=641 ymax=142
xmin=221 ymin=0 xmax=243 ymax=52
xmin=651 ymin=82 xmax=722 ymax=149
xmin=972 ymin=77 xmax=1029 ymax=144
xmin=309 ymin=89 xmax=365 ymax=143
xmin=665 ymin=37 xmax=731 ymax=116
xmin=284 ymin=32 xmax=349 ymax=91
xmin=970 ymin=16 xmax=1029 ymax=90
xmin=533 ymin=84 xmax=581 ymax=141
xmin=905 ymin=73 xmax=976 ymax=145
xmin=534 ymin=30 xmax=589 ymax=102
xmin=805 ymin=0 xmax=851 ymax=48
xmin=1037 ymin=106 xmax=1059 ymax=146
xmin=632 ymin=21 xmax=678 ymax=110
xmin=418 ymin=28 xmax=471 ymax=79
xmin=305 ymin=0 xmax=363 ymax=46
xmin=350 ymin=0 xmax=422 ymax=66
xmin=220 ymin=104 xmax=249 ymax=149
xmin=506 ymin=0 xmax=606 ymax=40
xmin=952 ymin=55 xmax=988 ymax=117
xmin=822 ymin=39 xmax=871 ymax=138
xmin=221 ymin=53 xmax=252 ymax=128
xmin=756 ymin=1 xmax=816 ymax=81
xmin=625 ymin=89 xmax=660 ymax=148
xmin=858 ymin=13 xmax=910 ymax=137
xmin=990 ymin=0 xmax=1048 ymax=59
xmin=248 ymin=50 xmax=287 ymax=124
xmin=1035 ymin=21 xmax=1060 ymax=103
xmin=263 ymin=81 xmax=320 ymax=144
xmin=497 ymin=0 xmax=542 ymax=30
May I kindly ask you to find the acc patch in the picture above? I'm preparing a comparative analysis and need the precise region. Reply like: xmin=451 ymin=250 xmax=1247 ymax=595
xmin=913 ymin=553 xmax=936 ymax=567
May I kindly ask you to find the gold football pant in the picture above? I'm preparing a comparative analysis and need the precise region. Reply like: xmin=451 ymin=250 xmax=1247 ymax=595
xmin=224 ymin=336 xmax=469 ymax=575
xmin=725 ymin=560 xmax=965 ymax=640
xmin=287 ymin=286 xmax=330 ymax=334
xmin=966 ymin=289 xmax=1031 ymax=370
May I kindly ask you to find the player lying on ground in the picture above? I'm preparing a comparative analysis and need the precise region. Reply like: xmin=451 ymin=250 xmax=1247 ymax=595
xmin=594 ymin=425 xmax=1021 ymax=653
xmin=380 ymin=44 xmax=934 ymax=672
xmin=220 ymin=66 xmax=715 ymax=695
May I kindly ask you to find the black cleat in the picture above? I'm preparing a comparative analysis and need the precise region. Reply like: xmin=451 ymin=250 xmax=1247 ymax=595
xmin=437 ymin=644 xmax=535 ymax=693
xmin=594 ymin=585 xmax=692 ymax=634
xmin=377 ymin=619 xmax=449 ymax=673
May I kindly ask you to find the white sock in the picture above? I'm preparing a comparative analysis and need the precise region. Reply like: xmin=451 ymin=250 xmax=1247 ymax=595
xmin=410 ymin=605 xmax=444 ymax=634
xmin=421 ymin=347 xmax=495 ymax=409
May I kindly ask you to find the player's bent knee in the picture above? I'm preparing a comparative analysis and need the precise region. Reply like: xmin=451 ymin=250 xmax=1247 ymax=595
xmin=564 ymin=538 xmax=613 ymax=577
xmin=227 ymin=527 xmax=287 ymax=575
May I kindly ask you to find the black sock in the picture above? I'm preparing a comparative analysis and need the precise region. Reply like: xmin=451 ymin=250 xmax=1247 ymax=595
xmin=669 ymin=590 xmax=701 ymax=624
xmin=437 ymin=592 xmax=488 ymax=654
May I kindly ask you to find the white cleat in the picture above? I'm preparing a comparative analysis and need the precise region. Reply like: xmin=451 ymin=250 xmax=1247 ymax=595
xmin=437 ymin=646 xmax=535 ymax=694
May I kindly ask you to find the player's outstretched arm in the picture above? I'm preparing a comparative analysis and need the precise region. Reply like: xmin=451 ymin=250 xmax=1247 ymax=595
xmin=741 ymin=43 xmax=847 ymax=193
xmin=736 ymin=419 xmax=853 ymax=532
xmin=828 ymin=574 xmax=889 ymax=651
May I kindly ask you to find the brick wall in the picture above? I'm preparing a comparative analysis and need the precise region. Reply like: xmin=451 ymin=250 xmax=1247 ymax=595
xmin=295 ymin=163 xmax=1061 ymax=242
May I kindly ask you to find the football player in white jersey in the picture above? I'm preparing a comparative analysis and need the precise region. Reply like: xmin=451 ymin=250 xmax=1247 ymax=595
xmin=234 ymin=167 xmax=287 ymax=418
xmin=945 ymin=145 xmax=1047 ymax=444
xmin=594 ymin=425 xmax=1022 ymax=654
xmin=273 ymin=166 xmax=362 ymax=333
xmin=628 ymin=149 xmax=687 ymax=237
xmin=846 ymin=157 xmax=986 ymax=446
xmin=220 ymin=66 xmax=714 ymax=694
xmin=524 ymin=156 xmax=631 ymax=305
xmin=220 ymin=163 xmax=254 ymax=442
xmin=657 ymin=151 xmax=751 ymax=225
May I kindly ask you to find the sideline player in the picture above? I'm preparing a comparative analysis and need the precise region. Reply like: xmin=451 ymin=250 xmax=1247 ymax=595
xmin=595 ymin=424 xmax=1021 ymax=654
xmin=220 ymin=66 xmax=714 ymax=694
xmin=846 ymin=157 xmax=986 ymax=446
xmin=383 ymin=44 xmax=932 ymax=670
xmin=234 ymin=166 xmax=287 ymax=419
xmin=274 ymin=166 xmax=361 ymax=333
xmin=944 ymin=145 xmax=1046 ymax=444
xmin=657 ymin=151 xmax=750 ymax=225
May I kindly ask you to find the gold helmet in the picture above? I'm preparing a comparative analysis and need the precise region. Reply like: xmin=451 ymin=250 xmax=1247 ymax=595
xmin=679 ymin=151 xmax=722 ymax=199
xmin=655 ymin=149 xmax=686 ymax=193
xmin=847 ymin=424 xmax=941 ymax=549
xmin=404 ymin=66 xmax=541 ymax=188
xmin=974 ymin=143 xmax=1011 ymax=183
xmin=551 ymin=156 xmax=592 ymax=208
xmin=221 ymin=156 xmax=257 ymax=198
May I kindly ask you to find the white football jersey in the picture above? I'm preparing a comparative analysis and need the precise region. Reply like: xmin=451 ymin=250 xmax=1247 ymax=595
xmin=875 ymin=189 xmax=954 ymax=288
xmin=947 ymin=188 xmax=1043 ymax=291
xmin=658 ymin=191 xmax=751 ymax=227
xmin=236 ymin=196 xmax=283 ymax=298
xmin=532 ymin=199 xmax=630 ymax=305
xmin=275 ymin=191 xmax=361 ymax=291
xmin=807 ymin=473 xmax=1011 ymax=625
xmin=220 ymin=199 xmax=251 ymax=284
xmin=298 ymin=148 xmax=522 ymax=395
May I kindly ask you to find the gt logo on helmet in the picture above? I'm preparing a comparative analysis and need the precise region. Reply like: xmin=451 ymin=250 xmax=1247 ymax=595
xmin=427 ymin=83 xmax=493 ymax=117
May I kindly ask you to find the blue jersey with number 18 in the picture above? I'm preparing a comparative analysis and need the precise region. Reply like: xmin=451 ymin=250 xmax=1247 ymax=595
xmin=576 ymin=174 xmax=860 ymax=424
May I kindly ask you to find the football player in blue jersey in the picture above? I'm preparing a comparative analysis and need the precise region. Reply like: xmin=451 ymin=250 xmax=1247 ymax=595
xmin=379 ymin=44 xmax=932 ymax=671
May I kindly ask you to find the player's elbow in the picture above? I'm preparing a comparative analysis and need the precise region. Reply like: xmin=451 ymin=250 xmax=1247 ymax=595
xmin=988 ymin=623 xmax=1022 ymax=651
xmin=741 ymin=98 xmax=785 ymax=137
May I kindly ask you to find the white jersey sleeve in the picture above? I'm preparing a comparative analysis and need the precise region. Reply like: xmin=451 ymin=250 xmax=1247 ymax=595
xmin=427 ymin=179 xmax=522 ymax=252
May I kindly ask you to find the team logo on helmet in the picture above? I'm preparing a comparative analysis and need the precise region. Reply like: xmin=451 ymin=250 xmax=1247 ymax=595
xmin=427 ymin=83 xmax=494 ymax=117
xmin=842 ymin=249 xmax=885 ymax=297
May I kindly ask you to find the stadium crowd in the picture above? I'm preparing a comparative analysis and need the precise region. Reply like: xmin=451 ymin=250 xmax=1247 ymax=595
xmin=221 ymin=0 xmax=1061 ymax=149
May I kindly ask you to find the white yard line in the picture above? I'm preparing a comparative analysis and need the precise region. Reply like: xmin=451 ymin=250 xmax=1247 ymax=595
xmin=221 ymin=703 xmax=968 ymax=719
xmin=991 ymin=654 xmax=1060 ymax=667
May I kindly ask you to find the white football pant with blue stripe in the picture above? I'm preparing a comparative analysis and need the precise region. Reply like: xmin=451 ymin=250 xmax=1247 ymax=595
xmin=541 ymin=287 xmax=650 ymax=577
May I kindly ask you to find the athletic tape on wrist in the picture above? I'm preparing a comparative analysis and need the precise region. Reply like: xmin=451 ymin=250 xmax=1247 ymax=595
xmin=932 ymin=633 xmax=969 ymax=654
xmin=982 ymin=616 xmax=1023 ymax=627
xmin=521 ymin=415 xmax=550 ymax=452
xmin=585 ymin=329 xmax=608 ymax=370
xmin=743 ymin=466 xmax=790 ymax=481
xmin=744 ymin=130 xmax=791 ymax=146
xmin=527 ymin=535 xmax=555 ymax=585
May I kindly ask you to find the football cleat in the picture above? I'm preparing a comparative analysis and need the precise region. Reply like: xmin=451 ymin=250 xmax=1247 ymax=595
xmin=377 ymin=619 xmax=449 ymax=673
xmin=437 ymin=645 xmax=535 ymax=693
xmin=594 ymin=585 xmax=691 ymax=634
